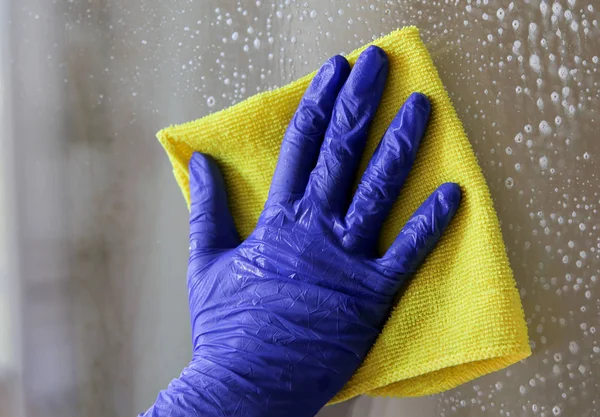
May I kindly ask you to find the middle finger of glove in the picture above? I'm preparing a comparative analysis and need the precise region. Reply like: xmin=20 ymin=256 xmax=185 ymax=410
xmin=303 ymin=46 xmax=389 ymax=215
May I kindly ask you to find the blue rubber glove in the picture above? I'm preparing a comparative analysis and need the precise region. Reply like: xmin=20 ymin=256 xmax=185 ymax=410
xmin=141 ymin=46 xmax=461 ymax=417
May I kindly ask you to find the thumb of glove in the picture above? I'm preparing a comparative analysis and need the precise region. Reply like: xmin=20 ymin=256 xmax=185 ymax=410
xmin=188 ymin=152 xmax=240 ymax=265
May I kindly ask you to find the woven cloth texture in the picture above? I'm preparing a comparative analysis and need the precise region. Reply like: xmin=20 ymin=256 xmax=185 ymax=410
xmin=157 ymin=27 xmax=530 ymax=403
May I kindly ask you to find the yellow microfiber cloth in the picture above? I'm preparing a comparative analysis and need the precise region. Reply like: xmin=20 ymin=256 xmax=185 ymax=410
xmin=157 ymin=27 xmax=531 ymax=403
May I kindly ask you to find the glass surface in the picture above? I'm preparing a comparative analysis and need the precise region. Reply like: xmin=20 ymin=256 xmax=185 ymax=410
xmin=2 ymin=0 xmax=598 ymax=416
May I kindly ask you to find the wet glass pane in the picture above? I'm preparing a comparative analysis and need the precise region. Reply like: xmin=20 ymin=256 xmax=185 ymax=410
xmin=1 ymin=1 xmax=598 ymax=416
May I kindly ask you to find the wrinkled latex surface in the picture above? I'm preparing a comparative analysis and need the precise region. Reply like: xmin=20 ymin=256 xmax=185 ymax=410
xmin=141 ymin=46 xmax=461 ymax=417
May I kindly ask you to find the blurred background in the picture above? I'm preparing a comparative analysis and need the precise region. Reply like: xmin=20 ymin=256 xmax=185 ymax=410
xmin=0 ymin=0 xmax=598 ymax=416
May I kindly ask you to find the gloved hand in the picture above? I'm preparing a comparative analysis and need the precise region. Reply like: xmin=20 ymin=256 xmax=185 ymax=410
xmin=141 ymin=46 xmax=461 ymax=417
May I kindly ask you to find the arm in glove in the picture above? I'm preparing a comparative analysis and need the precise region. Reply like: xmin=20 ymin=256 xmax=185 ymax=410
xmin=141 ymin=46 xmax=461 ymax=417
